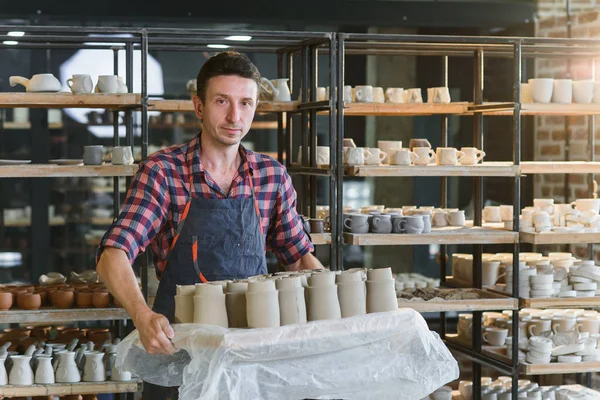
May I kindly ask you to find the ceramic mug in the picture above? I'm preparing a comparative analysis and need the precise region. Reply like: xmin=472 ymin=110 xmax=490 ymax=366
xmin=343 ymin=213 xmax=370 ymax=234
xmin=364 ymin=148 xmax=386 ymax=165
xmin=403 ymin=88 xmax=423 ymax=103
xmin=572 ymin=198 xmax=600 ymax=213
xmin=483 ymin=206 xmax=502 ymax=223
xmin=436 ymin=147 xmax=464 ymax=166
xmin=427 ymin=87 xmax=451 ymax=104
xmin=483 ymin=327 xmax=508 ymax=346
xmin=95 ymin=75 xmax=119 ymax=94
xmin=385 ymin=87 xmax=404 ymax=103
xmin=344 ymin=147 xmax=371 ymax=166
xmin=389 ymin=148 xmax=413 ymax=165
xmin=412 ymin=147 xmax=435 ymax=166
xmin=552 ymin=79 xmax=573 ymax=104
xmin=500 ymin=205 xmax=514 ymax=221
xmin=528 ymin=78 xmax=554 ymax=103
xmin=404 ymin=215 xmax=424 ymax=234
xmin=355 ymin=85 xmax=373 ymax=102
xmin=391 ymin=215 xmax=406 ymax=233
xmin=447 ymin=210 xmax=465 ymax=226
xmin=460 ymin=147 xmax=485 ymax=165
xmin=432 ymin=210 xmax=448 ymax=227
xmin=573 ymin=80 xmax=594 ymax=104
xmin=377 ymin=141 xmax=402 ymax=164
xmin=371 ymin=214 xmax=393 ymax=234
xmin=372 ymin=87 xmax=385 ymax=103
xmin=83 ymin=145 xmax=104 ymax=166
xmin=111 ymin=146 xmax=134 ymax=165
xmin=67 ymin=74 xmax=93 ymax=94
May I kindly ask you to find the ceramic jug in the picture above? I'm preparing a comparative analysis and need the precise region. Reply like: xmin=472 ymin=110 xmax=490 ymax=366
xmin=8 ymin=355 xmax=34 ymax=385
xmin=0 ymin=355 xmax=7 ymax=385
xmin=103 ymin=344 xmax=118 ymax=379
xmin=55 ymin=351 xmax=81 ymax=383
xmin=9 ymin=74 xmax=61 ymax=92
xmin=260 ymin=78 xmax=291 ymax=102
xmin=34 ymin=356 xmax=55 ymax=384
xmin=83 ymin=352 xmax=106 ymax=382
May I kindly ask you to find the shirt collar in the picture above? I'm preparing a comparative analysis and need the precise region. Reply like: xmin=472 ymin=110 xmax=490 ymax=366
xmin=186 ymin=131 xmax=257 ymax=175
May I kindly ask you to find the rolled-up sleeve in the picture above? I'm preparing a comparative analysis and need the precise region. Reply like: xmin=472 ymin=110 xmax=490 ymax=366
xmin=96 ymin=161 xmax=170 ymax=265
xmin=266 ymin=169 xmax=314 ymax=266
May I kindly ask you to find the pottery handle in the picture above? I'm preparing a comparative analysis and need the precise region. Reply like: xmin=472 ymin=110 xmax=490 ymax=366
xmin=477 ymin=150 xmax=486 ymax=162
xmin=378 ymin=151 xmax=386 ymax=161
xmin=343 ymin=218 xmax=352 ymax=230
xmin=552 ymin=323 xmax=560 ymax=335
xmin=528 ymin=325 xmax=535 ymax=337
xmin=67 ymin=78 xmax=73 ymax=88
xmin=9 ymin=76 xmax=30 ymax=89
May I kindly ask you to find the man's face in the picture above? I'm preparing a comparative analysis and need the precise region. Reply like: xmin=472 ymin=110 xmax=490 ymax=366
xmin=193 ymin=75 xmax=258 ymax=148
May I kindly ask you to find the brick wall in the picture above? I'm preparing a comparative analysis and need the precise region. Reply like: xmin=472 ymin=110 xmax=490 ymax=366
xmin=535 ymin=2 xmax=600 ymax=259
xmin=534 ymin=6 xmax=600 ymax=203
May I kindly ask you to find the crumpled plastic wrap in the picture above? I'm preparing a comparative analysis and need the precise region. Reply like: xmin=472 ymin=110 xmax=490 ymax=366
xmin=116 ymin=308 xmax=458 ymax=400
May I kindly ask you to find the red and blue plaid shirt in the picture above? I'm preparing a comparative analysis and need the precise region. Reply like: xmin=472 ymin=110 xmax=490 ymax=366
xmin=96 ymin=133 xmax=313 ymax=272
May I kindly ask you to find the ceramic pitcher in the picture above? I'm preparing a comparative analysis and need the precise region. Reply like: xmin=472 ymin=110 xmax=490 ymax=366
xmin=260 ymin=78 xmax=291 ymax=101
xmin=0 ymin=355 xmax=7 ymax=385
xmin=83 ymin=352 xmax=106 ymax=382
xmin=8 ymin=355 xmax=34 ymax=385
xmin=34 ymin=356 xmax=55 ymax=384
xmin=103 ymin=344 xmax=118 ymax=379
xmin=55 ymin=351 xmax=81 ymax=383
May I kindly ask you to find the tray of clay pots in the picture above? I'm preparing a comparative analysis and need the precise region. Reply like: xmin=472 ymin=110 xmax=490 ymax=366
xmin=0 ymin=284 xmax=127 ymax=323
xmin=0 ymin=326 xmax=118 ymax=353
xmin=397 ymin=288 xmax=518 ymax=313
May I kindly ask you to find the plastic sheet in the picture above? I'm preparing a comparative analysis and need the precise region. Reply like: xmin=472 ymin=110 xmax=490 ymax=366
xmin=116 ymin=308 xmax=458 ymax=400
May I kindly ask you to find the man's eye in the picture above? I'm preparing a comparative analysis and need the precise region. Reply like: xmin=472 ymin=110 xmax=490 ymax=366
xmin=242 ymin=101 xmax=251 ymax=107
xmin=217 ymin=99 xmax=226 ymax=104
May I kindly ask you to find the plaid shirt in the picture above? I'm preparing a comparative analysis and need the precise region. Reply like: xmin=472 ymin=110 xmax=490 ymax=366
xmin=96 ymin=133 xmax=313 ymax=272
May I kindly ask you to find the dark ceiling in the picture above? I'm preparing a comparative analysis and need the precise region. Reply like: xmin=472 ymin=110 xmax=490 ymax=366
xmin=0 ymin=0 xmax=537 ymax=30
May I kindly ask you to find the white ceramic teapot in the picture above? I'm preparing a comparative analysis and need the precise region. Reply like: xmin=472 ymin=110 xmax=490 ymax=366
xmin=10 ymin=74 xmax=61 ymax=92
xmin=260 ymin=78 xmax=291 ymax=101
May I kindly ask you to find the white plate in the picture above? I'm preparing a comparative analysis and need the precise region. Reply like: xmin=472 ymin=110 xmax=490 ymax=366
xmin=49 ymin=159 xmax=84 ymax=165
xmin=0 ymin=159 xmax=31 ymax=165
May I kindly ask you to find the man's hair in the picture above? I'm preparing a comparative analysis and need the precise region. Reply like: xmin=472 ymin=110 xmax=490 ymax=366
xmin=196 ymin=51 xmax=261 ymax=103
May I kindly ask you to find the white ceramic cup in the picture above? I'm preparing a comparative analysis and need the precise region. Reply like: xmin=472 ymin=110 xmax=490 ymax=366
xmin=427 ymin=86 xmax=451 ymax=103
xmin=572 ymin=198 xmax=600 ymax=213
xmin=483 ymin=327 xmax=509 ymax=346
xmin=389 ymin=148 xmax=413 ymax=165
xmin=460 ymin=147 xmax=485 ymax=165
xmin=435 ymin=147 xmax=464 ymax=165
xmin=96 ymin=75 xmax=119 ymax=94
xmin=412 ymin=147 xmax=435 ymax=165
xmin=355 ymin=85 xmax=373 ymax=102
xmin=552 ymin=79 xmax=573 ymax=103
xmin=111 ymin=146 xmax=134 ymax=165
xmin=528 ymin=78 xmax=554 ymax=103
xmin=500 ymin=205 xmax=514 ymax=221
xmin=377 ymin=140 xmax=402 ymax=164
xmin=364 ymin=148 xmax=386 ymax=165
xmin=573 ymin=80 xmax=594 ymax=104
xmin=67 ymin=74 xmax=93 ymax=94
xmin=372 ymin=87 xmax=385 ymax=103
xmin=385 ymin=87 xmax=404 ymax=103
xmin=404 ymin=88 xmax=423 ymax=103
xmin=483 ymin=206 xmax=502 ymax=223
xmin=344 ymin=147 xmax=371 ymax=166
xmin=447 ymin=210 xmax=465 ymax=226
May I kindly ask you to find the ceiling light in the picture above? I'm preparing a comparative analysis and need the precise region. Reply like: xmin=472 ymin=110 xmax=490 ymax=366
xmin=3 ymin=41 xmax=18 ymax=45
xmin=207 ymin=44 xmax=230 ymax=49
xmin=7 ymin=31 xmax=25 ymax=37
xmin=225 ymin=35 xmax=252 ymax=41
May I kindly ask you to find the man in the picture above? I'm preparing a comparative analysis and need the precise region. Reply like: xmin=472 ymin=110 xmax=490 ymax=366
xmin=96 ymin=51 xmax=323 ymax=397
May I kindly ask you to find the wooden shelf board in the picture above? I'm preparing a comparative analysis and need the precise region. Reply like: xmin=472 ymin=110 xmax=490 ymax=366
xmin=4 ymin=216 xmax=66 ymax=227
xmin=310 ymin=233 xmax=331 ymax=245
xmin=521 ymin=161 xmax=600 ymax=174
xmin=341 ymin=101 xmax=469 ymax=116
xmin=344 ymin=227 xmax=518 ymax=246
xmin=520 ymin=296 xmax=600 ymax=308
xmin=148 ymin=99 xmax=299 ymax=112
xmin=398 ymin=289 xmax=517 ymax=312
xmin=345 ymin=162 xmax=517 ymax=177
xmin=0 ymin=164 xmax=138 ymax=178
xmin=479 ymin=102 xmax=600 ymax=116
xmin=2 ymin=122 xmax=63 ymax=130
xmin=0 ymin=380 xmax=142 ymax=397
xmin=520 ymin=231 xmax=600 ymax=245
xmin=0 ymin=93 xmax=141 ymax=109
xmin=0 ymin=307 xmax=129 ymax=324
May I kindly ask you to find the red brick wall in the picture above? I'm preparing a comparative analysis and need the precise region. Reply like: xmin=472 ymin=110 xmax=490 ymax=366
xmin=534 ymin=7 xmax=600 ymax=203
xmin=535 ymin=3 xmax=600 ymax=259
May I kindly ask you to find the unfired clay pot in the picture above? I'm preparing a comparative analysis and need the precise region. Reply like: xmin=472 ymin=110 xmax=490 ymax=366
xmin=55 ymin=351 xmax=81 ymax=383
xmin=34 ymin=356 xmax=55 ymax=384
xmin=83 ymin=352 xmax=105 ymax=382
xmin=0 ymin=291 xmax=13 ymax=310
xmin=276 ymin=276 xmax=307 ymax=325
xmin=193 ymin=284 xmax=228 ymax=327
xmin=337 ymin=281 xmax=367 ymax=318
xmin=174 ymin=284 xmax=195 ymax=323
xmin=366 ymin=279 xmax=398 ymax=313
xmin=306 ymin=286 xmax=341 ymax=321
xmin=8 ymin=355 xmax=33 ymax=385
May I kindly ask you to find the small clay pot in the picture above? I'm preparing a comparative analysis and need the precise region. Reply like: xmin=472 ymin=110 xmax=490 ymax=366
xmin=0 ymin=291 xmax=13 ymax=310
xmin=76 ymin=291 xmax=93 ymax=308
xmin=28 ymin=325 xmax=52 ymax=339
xmin=52 ymin=290 xmax=75 ymax=309
xmin=20 ymin=293 xmax=42 ymax=310
xmin=92 ymin=292 xmax=111 ymax=308
xmin=34 ymin=290 xmax=48 ymax=306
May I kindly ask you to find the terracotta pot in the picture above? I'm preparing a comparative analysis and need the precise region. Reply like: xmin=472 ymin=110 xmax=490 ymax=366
xmin=34 ymin=290 xmax=48 ymax=306
xmin=52 ymin=290 xmax=75 ymax=309
xmin=76 ymin=291 xmax=93 ymax=308
xmin=20 ymin=293 xmax=42 ymax=310
xmin=0 ymin=291 xmax=13 ymax=310
xmin=28 ymin=325 xmax=52 ymax=339
xmin=3 ymin=328 xmax=31 ymax=339
xmin=92 ymin=292 xmax=111 ymax=308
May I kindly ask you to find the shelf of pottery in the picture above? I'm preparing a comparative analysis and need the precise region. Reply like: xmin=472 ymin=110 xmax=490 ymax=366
xmin=447 ymin=308 xmax=600 ymax=376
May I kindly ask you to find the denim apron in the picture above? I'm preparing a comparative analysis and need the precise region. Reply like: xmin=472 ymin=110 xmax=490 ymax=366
xmin=144 ymin=160 xmax=267 ymax=400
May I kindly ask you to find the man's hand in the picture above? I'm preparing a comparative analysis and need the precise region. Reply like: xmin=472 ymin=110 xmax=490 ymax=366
xmin=134 ymin=309 xmax=176 ymax=355
xmin=286 ymin=252 xmax=324 ymax=271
